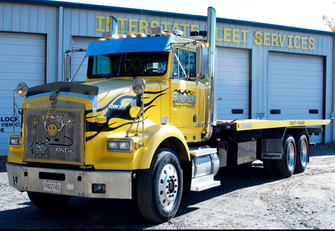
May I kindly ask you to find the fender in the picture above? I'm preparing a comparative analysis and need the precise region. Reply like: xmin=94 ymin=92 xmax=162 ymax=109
xmin=139 ymin=124 xmax=190 ymax=169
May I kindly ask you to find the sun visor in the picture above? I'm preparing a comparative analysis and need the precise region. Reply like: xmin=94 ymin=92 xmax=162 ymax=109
xmin=85 ymin=36 xmax=173 ymax=56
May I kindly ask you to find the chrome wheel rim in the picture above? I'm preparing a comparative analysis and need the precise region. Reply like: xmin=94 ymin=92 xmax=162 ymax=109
xmin=300 ymin=140 xmax=307 ymax=166
xmin=158 ymin=163 xmax=179 ymax=210
xmin=287 ymin=142 xmax=295 ymax=171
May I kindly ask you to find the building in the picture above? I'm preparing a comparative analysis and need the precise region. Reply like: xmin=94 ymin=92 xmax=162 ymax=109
xmin=0 ymin=0 xmax=334 ymax=156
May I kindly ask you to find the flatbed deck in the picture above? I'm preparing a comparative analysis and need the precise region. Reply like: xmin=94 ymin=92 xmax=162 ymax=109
xmin=216 ymin=119 xmax=331 ymax=131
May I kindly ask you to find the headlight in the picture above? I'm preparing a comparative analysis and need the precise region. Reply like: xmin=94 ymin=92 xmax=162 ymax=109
xmin=107 ymin=141 xmax=118 ymax=150
xmin=107 ymin=139 xmax=133 ymax=152
xmin=9 ymin=136 xmax=21 ymax=146
xmin=119 ymin=141 xmax=130 ymax=150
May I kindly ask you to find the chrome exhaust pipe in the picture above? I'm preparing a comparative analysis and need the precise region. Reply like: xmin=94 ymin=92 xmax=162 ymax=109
xmin=202 ymin=6 xmax=216 ymax=142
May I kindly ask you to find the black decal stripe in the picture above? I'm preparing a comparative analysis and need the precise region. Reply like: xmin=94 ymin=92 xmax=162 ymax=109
xmin=144 ymin=88 xmax=169 ymax=94
xmin=144 ymin=93 xmax=166 ymax=107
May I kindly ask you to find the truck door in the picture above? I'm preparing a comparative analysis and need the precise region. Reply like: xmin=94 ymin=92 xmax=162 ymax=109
xmin=170 ymin=48 xmax=201 ymax=129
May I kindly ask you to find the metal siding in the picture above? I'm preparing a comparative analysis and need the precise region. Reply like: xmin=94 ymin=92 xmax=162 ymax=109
xmin=0 ymin=1 xmax=333 ymax=143
xmin=0 ymin=32 xmax=46 ymax=156
xmin=268 ymin=52 xmax=324 ymax=143
xmin=71 ymin=37 xmax=98 ymax=82
xmin=216 ymin=47 xmax=250 ymax=120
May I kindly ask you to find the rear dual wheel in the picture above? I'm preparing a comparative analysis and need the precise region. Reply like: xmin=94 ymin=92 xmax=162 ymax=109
xmin=294 ymin=133 xmax=309 ymax=173
xmin=275 ymin=134 xmax=296 ymax=178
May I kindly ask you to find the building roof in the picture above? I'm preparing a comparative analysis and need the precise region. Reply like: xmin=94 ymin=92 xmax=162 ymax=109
xmin=3 ymin=0 xmax=335 ymax=36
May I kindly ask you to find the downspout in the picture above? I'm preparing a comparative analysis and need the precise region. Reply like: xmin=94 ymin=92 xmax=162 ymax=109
xmin=202 ymin=6 xmax=216 ymax=142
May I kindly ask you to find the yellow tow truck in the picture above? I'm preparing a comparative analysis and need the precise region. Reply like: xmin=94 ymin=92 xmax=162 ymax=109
xmin=6 ymin=7 xmax=330 ymax=223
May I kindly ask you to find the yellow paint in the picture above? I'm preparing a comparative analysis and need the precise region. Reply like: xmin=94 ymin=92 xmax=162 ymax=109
xmin=233 ymin=119 xmax=331 ymax=131
xmin=139 ymin=19 xmax=149 ymax=35
xmin=180 ymin=23 xmax=189 ymax=36
xmin=263 ymin=32 xmax=271 ymax=46
xmin=232 ymin=29 xmax=240 ymax=43
xmin=118 ymin=18 xmax=128 ymax=34
xmin=191 ymin=24 xmax=199 ymax=32
xmin=308 ymin=37 xmax=315 ymax=50
xmin=254 ymin=31 xmax=262 ymax=45
xmin=96 ymin=16 xmax=105 ymax=32
xmin=95 ymin=16 xmax=316 ymax=51
xmin=287 ymin=35 xmax=294 ymax=48
xmin=240 ymin=29 xmax=248 ymax=44
xmin=161 ymin=21 xmax=171 ymax=31
xmin=223 ymin=28 xmax=231 ymax=42
xmin=172 ymin=22 xmax=179 ymax=31
xmin=271 ymin=33 xmax=278 ymax=47
xmin=129 ymin=19 xmax=138 ymax=34
xmin=253 ymin=31 xmax=315 ymax=50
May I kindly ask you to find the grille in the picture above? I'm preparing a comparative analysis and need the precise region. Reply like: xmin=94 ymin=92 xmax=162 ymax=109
xmin=24 ymin=108 xmax=84 ymax=164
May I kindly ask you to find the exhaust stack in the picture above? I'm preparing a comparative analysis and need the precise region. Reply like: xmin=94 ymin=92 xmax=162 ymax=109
xmin=202 ymin=6 xmax=216 ymax=142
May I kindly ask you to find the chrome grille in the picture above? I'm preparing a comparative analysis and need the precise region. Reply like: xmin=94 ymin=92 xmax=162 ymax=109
xmin=24 ymin=108 xmax=84 ymax=164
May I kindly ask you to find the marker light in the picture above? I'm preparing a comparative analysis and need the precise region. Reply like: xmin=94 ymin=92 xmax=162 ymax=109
xmin=164 ymin=33 xmax=174 ymax=37
xmin=96 ymin=116 xmax=107 ymax=123
xmin=126 ymin=34 xmax=136 ymax=38
xmin=118 ymin=34 xmax=126 ymax=38
xmin=136 ymin=33 xmax=147 ymax=37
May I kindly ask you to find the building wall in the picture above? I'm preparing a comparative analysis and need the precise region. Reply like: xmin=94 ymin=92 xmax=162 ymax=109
xmin=0 ymin=0 xmax=334 ymax=156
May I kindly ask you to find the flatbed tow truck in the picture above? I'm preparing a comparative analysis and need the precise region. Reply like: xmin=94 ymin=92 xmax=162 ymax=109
xmin=6 ymin=6 xmax=330 ymax=223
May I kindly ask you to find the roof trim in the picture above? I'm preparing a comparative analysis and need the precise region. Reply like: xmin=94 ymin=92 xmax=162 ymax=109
xmin=85 ymin=36 xmax=173 ymax=56
xmin=4 ymin=0 xmax=335 ymax=36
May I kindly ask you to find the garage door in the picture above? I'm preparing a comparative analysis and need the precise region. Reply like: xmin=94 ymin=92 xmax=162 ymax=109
xmin=0 ymin=32 xmax=45 ymax=156
xmin=216 ymin=47 xmax=250 ymax=120
xmin=268 ymin=52 xmax=324 ymax=143
xmin=70 ymin=37 xmax=98 ymax=82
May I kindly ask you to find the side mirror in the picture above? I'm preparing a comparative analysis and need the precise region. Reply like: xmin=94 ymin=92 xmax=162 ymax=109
xmin=132 ymin=78 xmax=146 ymax=95
xmin=15 ymin=82 xmax=28 ymax=97
xmin=196 ymin=74 xmax=210 ymax=89
xmin=196 ymin=46 xmax=210 ymax=89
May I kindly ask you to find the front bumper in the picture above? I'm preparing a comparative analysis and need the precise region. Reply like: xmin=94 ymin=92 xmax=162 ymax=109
xmin=6 ymin=163 xmax=132 ymax=199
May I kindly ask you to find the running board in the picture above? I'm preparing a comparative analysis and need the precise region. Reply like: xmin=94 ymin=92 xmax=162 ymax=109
xmin=191 ymin=174 xmax=220 ymax=191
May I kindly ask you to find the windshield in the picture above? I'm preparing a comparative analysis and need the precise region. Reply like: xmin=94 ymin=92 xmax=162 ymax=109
xmin=87 ymin=52 xmax=169 ymax=78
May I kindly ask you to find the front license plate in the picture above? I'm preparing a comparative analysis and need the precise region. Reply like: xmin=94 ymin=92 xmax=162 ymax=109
xmin=44 ymin=180 xmax=61 ymax=194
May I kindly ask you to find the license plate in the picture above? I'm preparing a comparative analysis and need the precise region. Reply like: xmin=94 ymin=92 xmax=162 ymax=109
xmin=43 ymin=180 xmax=61 ymax=194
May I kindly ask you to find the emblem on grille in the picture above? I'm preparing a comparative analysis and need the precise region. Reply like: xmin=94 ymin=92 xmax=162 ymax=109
xmin=49 ymin=94 xmax=57 ymax=110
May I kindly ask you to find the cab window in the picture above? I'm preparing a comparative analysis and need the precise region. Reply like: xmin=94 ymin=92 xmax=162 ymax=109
xmin=172 ymin=49 xmax=196 ymax=79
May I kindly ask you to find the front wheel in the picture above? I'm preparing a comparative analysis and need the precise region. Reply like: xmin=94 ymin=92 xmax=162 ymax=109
xmin=28 ymin=192 xmax=71 ymax=210
xmin=136 ymin=148 xmax=183 ymax=223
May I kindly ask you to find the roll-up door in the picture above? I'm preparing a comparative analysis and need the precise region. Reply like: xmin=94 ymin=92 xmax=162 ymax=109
xmin=268 ymin=52 xmax=324 ymax=143
xmin=216 ymin=47 xmax=250 ymax=120
xmin=71 ymin=37 xmax=98 ymax=82
xmin=0 ymin=32 xmax=45 ymax=156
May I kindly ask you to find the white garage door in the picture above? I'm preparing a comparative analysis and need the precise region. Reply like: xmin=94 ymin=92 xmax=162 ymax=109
xmin=216 ymin=47 xmax=250 ymax=120
xmin=70 ymin=37 xmax=98 ymax=82
xmin=0 ymin=32 xmax=45 ymax=156
xmin=268 ymin=52 xmax=324 ymax=143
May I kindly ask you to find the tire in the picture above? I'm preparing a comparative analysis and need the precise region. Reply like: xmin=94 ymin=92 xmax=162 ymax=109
xmin=27 ymin=192 xmax=71 ymax=211
xmin=294 ymin=133 xmax=309 ymax=173
xmin=274 ymin=134 xmax=296 ymax=178
xmin=136 ymin=148 xmax=183 ymax=223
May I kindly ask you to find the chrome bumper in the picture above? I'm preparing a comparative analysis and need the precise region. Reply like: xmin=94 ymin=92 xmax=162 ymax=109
xmin=6 ymin=163 xmax=132 ymax=199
